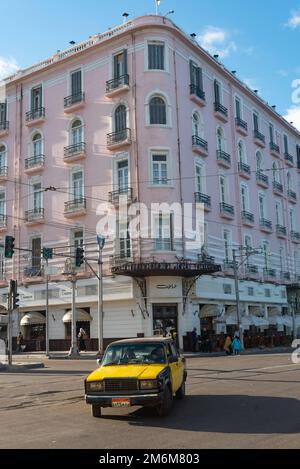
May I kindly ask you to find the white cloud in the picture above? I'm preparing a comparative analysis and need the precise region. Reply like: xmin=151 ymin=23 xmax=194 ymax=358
xmin=0 ymin=56 xmax=19 ymax=80
xmin=286 ymin=9 xmax=300 ymax=29
xmin=197 ymin=26 xmax=237 ymax=59
xmin=284 ymin=106 xmax=300 ymax=131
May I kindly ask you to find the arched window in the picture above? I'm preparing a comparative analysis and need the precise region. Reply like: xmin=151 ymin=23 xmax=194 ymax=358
xmin=114 ymin=104 xmax=127 ymax=134
xmin=0 ymin=144 xmax=6 ymax=170
xmin=149 ymin=96 xmax=166 ymax=125
xmin=272 ymin=162 xmax=279 ymax=182
xmin=32 ymin=132 xmax=42 ymax=158
xmin=287 ymin=171 xmax=292 ymax=191
xmin=192 ymin=112 xmax=204 ymax=138
xmin=216 ymin=127 xmax=225 ymax=151
xmin=71 ymin=119 xmax=83 ymax=146
xmin=256 ymin=151 xmax=263 ymax=171
xmin=237 ymin=140 xmax=246 ymax=163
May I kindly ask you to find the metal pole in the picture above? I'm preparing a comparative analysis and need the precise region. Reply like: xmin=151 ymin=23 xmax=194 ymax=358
xmin=98 ymin=246 xmax=104 ymax=356
xmin=292 ymin=297 xmax=297 ymax=341
xmin=8 ymin=281 xmax=13 ymax=366
xmin=45 ymin=259 xmax=50 ymax=357
xmin=68 ymin=274 xmax=79 ymax=357
xmin=233 ymin=250 xmax=244 ymax=349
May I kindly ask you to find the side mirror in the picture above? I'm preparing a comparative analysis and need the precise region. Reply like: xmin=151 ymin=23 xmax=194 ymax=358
xmin=96 ymin=358 xmax=102 ymax=366
xmin=168 ymin=356 xmax=178 ymax=364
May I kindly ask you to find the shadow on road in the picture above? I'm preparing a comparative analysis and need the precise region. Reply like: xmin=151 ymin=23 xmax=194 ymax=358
xmin=101 ymin=395 xmax=300 ymax=434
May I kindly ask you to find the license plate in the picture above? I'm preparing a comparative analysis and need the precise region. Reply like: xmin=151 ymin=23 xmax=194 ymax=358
xmin=112 ymin=398 xmax=131 ymax=408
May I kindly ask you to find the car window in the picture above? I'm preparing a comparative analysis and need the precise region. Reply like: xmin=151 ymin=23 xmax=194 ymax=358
xmin=102 ymin=343 xmax=167 ymax=365
xmin=170 ymin=342 xmax=179 ymax=358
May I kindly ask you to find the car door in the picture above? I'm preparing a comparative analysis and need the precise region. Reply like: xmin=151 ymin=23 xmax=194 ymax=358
xmin=170 ymin=342 xmax=184 ymax=389
xmin=166 ymin=343 xmax=181 ymax=393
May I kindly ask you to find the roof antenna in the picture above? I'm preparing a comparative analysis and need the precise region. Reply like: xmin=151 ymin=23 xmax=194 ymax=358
xmin=69 ymin=41 xmax=75 ymax=46
xmin=122 ymin=12 xmax=129 ymax=23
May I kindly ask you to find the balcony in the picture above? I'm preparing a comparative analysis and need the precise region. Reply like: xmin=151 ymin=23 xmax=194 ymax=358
xmin=223 ymin=260 xmax=238 ymax=272
xmin=23 ymin=265 xmax=44 ymax=279
xmin=270 ymin=142 xmax=280 ymax=157
xmin=253 ymin=129 xmax=266 ymax=147
xmin=214 ymin=102 xmax=228 ymax=122
xmin=216 ymin=149 xmax=231 ymax=168
xmin=107 ymin=128 xmax=131 ymax=150
xmin=284 ymin=152 xmax=294 ymax=166
xmin=64 ymin=92 xmax=85 ymax=113
xmin=256 ymin=170 xmax=269 ymax=188
xmin=288 ymin=189 xmax=297 ymax=203
xmin=64 ymin=142 xmax=86 ymax=162
xmin=25 ymin=155 xmax=45 ymax=174
xmin=238 ymin=162 xmax=251 ymax=179
xmin=260 ymin=218 xmax=273 ymax=233
xmin=109 ymin=187 xmax=133 ymax=205
xmin=110 ymin=254 xmax=133 ymax=268
xmin=235 ymin=117 xmax=248 ymax=136
xmin=276 ymin=224 xmax=287 ymax=238
xmin=189 ymin=84 xmax=206 ymax=106
xmin=0 ymin=165 xmax=8 ymax=181
xmin=194 ymin=192 xmax=211 ymax=211
xmin=25 ymin=208 xmax=45 ymax=225
xmin=0 ymin=121 xmax=9 ymax=137
xmin=0 ymin=214 xmax=7 ymax=231
xmin=192 ymin=135 xmax=208 ymax=156
xmin=263 ymin=268 xmax=276 ymax=280
xmin=64 ymin=197 xmax=86 ymax=217
xmin=291 ymin=231 xmax=300 ymax=243
xmin=241 ymin=210 xmax=254 ymax=226
xmin=245 ymin=264 xmax=259 ymax=277
xmin=220 ymin=202 xmax=234 ymax=219
xmin=273 ymin=180 xmax=283 ymax=195
xmin=281 ymin=271 xmax=291 ymax=282
xmin=106 ymin=74 xmax=130 ymax=97
xmin=25 ymin=107 xmax=45 ymax=126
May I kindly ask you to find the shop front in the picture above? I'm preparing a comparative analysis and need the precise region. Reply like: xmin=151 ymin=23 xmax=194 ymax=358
xmin=20 ymin=311 xmax=46 ymax=351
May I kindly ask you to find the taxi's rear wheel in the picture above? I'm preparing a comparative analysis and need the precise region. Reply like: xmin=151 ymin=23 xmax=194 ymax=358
xmin=175 ymin=381 xmax=185 ymax=399
xmin=156 ymin=386 xmax=173 ymax=417
xmin=91 ymin=404 xmax=102 ymax=418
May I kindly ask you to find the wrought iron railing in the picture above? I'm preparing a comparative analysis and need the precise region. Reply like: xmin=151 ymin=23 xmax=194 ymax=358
xmin=109 ymin=187 xmax=133 ymax=204
xmin=64 ymin=142 xmax=86 ymax=157
xmin=64 ymin=92 xmax=85 ymax=108
xmin=0 ymin=121 xmax=9 ymax=131
xmin=195 ymin=192 xmax=211 ymax=208
xmin=238 ymin=162 xmax=251 ymax=175
xmin=276 ymin=224 xmax=287 ymax=237
xmin=106 ymin=74 xmax=129 ymax=92
xmin=0 ymin=166 xmax=8 ymax=177
xmin=214 ymin=102 xmax=228 ymax=116
xmin=260 ymin=218 xmax=272 ymax=230
xmin=253 ymin=129 xmax=265 ymax=144
xmin=220 ymin=202 xmax=234 ymax=216
xmin=273 ymin=180 xmax=283 ymax=193
xmin=25 ymin=107 xmax=45 ymax=122
xmin=241 ymin=210 xmax=254 ymax=223
xmin=64 ymin=197 xmax=86 ymax=213
xmin=235 ymin=117 xmax=248 ymax=131
xmin=190 ymin=84 xmax=205 ymax=101
xmin=25 ymin=208 xmax=45 ymax=222
xmin=256 ymin=170 xmax=269 ymax=185
xmin=192 ymin=135 xmax=208 ymax=151
xmin=25 ymin=155 xmax=45 ymax=169
xmin=217 ymin=149 xmax=231 ymax=165
xmin=107 ymin=128 xmax=131 ymax=146
xmin=270 ymin=142 xmax=280 ymax=153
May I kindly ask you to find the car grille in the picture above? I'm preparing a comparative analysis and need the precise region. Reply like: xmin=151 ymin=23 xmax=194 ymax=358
xmin=104 ymin=378 xmax=138 ymax=393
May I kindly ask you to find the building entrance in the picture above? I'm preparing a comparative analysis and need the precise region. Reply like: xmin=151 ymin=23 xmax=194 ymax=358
xmin=152 ymin=304 xmax=178 ymax=338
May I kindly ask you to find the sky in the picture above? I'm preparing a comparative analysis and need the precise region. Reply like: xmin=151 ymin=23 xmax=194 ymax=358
xmin=1 ymin=0 xmax=300 ymax=129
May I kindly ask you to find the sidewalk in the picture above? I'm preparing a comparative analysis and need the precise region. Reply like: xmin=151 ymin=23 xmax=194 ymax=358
xmin=0 ymin=361 xmax=45 ymax=371
xmin=184 ymin=346 xmax=293 ymax=358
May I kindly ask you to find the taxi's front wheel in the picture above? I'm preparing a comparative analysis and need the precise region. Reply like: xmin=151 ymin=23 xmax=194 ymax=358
xmin=156 ymin=386 xmax=173 ymax=417
xmin=91 ymin=404 xmax=102 ymax=418
xmin=175 ymin=381 xmax=185 ymax=399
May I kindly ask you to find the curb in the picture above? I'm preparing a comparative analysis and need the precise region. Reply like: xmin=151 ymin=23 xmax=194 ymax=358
xmin=0 ymin=362 xmax=45 ymax=371
xmin=184 ymin=348 xmax=293 ymax=358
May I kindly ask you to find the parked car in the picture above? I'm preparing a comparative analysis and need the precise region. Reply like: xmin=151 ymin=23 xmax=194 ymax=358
xmin=85 ymin=337 xmax=187 ymax=418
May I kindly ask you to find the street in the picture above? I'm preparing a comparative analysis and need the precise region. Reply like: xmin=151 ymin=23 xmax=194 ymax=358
xmin=0 ymin=354 xmax=300 ymax=449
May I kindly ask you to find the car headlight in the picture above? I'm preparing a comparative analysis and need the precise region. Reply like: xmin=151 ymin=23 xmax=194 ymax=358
xmin=139 ymin=380 xmax=158 ymax=390
xmin=87 ymin=381 xmax=104 ymax=392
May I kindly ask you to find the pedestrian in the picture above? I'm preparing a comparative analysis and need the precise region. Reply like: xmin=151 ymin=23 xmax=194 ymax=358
xmin=16 ymin=332 xmax=24 ymax=353
xmin=191 ymin=327 xmax=198 ymax=352
xmin=78 ymin=328 xmax=86 ymax=351
xmin=232 ymin=336 xmax=241 ymax=356
xmin=223 ymin=335 xmax=232 ymax=356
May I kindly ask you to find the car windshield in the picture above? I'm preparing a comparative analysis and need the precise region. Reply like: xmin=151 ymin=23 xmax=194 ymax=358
xmin=102 ymin=342 xmax=167 ymax=366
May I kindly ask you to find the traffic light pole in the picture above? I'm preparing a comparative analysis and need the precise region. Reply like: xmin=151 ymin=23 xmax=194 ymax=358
xmin=98 ymin=246 xmax=104 ymax=357
xmin=45 ymin=259 xmax=50 ymax=358
xmin=7 ymin=282 xmax=13 ymax=366
xmin=68 ymin=273 xmax=80 ymax=358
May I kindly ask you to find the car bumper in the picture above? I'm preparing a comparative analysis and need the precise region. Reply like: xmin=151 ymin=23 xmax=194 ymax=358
xmin=85 ymin=392 xmax=164 ymax=408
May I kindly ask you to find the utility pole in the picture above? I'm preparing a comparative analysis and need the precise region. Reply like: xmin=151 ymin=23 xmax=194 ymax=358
xmin=7 ymin=281 xmax=13 ymax=366
xmin=45 ymin=259 xmax=50 ymax=358
xmin=97 ymin=235 xmax=105 ymax=357
xmin=63 ymin=258 xmax=79 ymax=358
xmin=233 ymin=249 xmax=243 ymax=349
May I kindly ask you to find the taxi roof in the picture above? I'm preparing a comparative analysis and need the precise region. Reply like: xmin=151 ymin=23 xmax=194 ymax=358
xmin=108 ymin=337 xmax=173 ymax=346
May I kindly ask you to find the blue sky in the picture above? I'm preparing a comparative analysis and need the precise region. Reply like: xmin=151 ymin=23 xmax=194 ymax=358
xmin=1 ymin=0 xmax=300 ymax=127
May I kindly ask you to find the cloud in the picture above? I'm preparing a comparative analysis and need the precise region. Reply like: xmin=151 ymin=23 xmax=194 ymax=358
xmin=0 ymin=56 xmax=19 ymax=80
xmin=284 ymin=106 xmax=300 ymax=131
xmin=277 ymin=69 xmax=288 ymax=77
xmin=197 ymin=26 xmax=237 ymax=59
xmin=286 ymin=9 xmax=300 ymax=29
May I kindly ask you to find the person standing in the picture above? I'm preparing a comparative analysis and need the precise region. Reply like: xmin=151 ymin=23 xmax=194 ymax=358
xmin=191 ymin=328 xmax=198 ymax=353
xmin=224 ymin=335 xmax=232 ymax=356
xmin=16 ymin=332 xmax=24 ymax=353
xmin=232 ymin=336 xmax=241 ymax=356
xmin=78 ymin=328 xmax=86 ymax=352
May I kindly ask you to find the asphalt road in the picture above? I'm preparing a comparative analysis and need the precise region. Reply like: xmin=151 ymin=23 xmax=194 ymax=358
xmin=0 ymin=354 xmax=299 ymax=449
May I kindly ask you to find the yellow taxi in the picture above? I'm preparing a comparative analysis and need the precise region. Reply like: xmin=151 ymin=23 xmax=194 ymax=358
xmin=85 ymin=337 xmax=187 ymax=417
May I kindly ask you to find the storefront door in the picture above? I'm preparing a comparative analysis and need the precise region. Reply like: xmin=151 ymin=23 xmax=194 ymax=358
xmin=152 ymin=304 xmax=178 ymax=337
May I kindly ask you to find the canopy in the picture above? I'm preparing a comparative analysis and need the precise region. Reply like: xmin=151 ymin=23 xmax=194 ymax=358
xmin=62 ymin=309 xmax=92 ymax=323
xmin=21 ymin=312 xmax=46 ymax=326
xmin=200 ymin=304 xmax=220 ymax=318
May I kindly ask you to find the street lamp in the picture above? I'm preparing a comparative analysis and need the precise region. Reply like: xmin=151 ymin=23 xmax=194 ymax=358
xmin=97 ymin=235 xmax=105 ymax=357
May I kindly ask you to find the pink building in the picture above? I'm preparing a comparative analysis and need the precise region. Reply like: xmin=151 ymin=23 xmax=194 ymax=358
xmin=0 ymin=15 xmax=299 ymax=351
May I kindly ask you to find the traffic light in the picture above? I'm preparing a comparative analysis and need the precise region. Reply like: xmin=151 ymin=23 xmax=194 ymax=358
xmin=10 ymin=280 xmax=19 ymax=310
xmin=5 ymin=236 xmax=15 ymax=258
xmin=75 ymin=247 xmax=84 ymax=267
xmin=42 ymin=247 xmax=53 ymax=260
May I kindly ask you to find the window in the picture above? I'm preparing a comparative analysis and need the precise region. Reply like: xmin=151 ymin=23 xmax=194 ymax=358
xmin=33 ymin=182 xmax=42 ymax=210
xmin=253 ymin=112 xmax=259 ymax=131
xmin=256 ymin=151 xmax=263 ymax=171
xmin=294 ymin=250 xmax=299 ymax=275
xmin=265 ymin=288 xmax=271 ymax=298
xmin=0 ymin=102 xmax=7 ymax=124
xmin=113 ymin=50 xmax=127 ymax=78
xmin=0 ymin=245 xmax=4 ymax=280
xmin=235 ymin=98 xmax=241 ymax=119
xmin=284 ymin=134 xmax=289 ymax=154
xmin=118 ymin=221 xmax=131 ymax=258
xmin=216 ymin=127 xmax=225 ymax=151
xmin=219 ymin=175 xmax=227 ymax=203
xmin=195 ymin=162 xmax=203 ymax=193
xmin=154 ymin=213 xmax=173 ymax=251
xmin=192 ymin=112 xmax=203 ymax=137
xmin=117 ymin=159 xmax=129 ymax=190
xmin=190 ymin=61 xmax=203 ymax=90
xmin=71 ymin=170 xmax=83 ymax=200
xmin=287 ymin=172 xmax=292 ymax=191
xmin=272 ymin=162 xmax=280 ymax=182
xmin=223 ymin=230 xmax=231 ymax=261
xmin=0 ymin=145 xmax=6 ymax=170
xmin=71 ymin=119 xmax=83 ymax=145
xmin=290 ymin=208 xmax=295 ymax=232
xmin=248 ymin=287 xmax=254 ymax=296
xmin=214 ymin=79 xmax=221 ymax=104
xmin=0 ymin=192 xmax=5 ymax=218
xmin=238 ymin=140 xmax=247 ymax=163
xmin=31 ymin=237 xmax=41 ymax=269
xmin=262 ymin=241 xmax=269 ymax=269
xmin=149 ymin=96 xmax=166 ymax=125
xmin=31 ymin=85 xmax=42 ymax=111
xmin=279 ymin=245 xmax=285 ymax=272
xmin=269 ymin=124 xmax=274 ymax=143
xmin=223 ymin=284 xmax=232 ymax=294
xmin=259 ymin=193 xmax=265 ymax=219
xmin=151 ymin=152 xmax=168 ymax=185
xmin=71 ymin=69 xmax=82 ymax=96
xmin=32 ymin=132 xmax=43 ymax=159
xmin=148 ymin=42 xmax=165 ymax=70
xmin=114 ymin=104 xmax=127 ymax=133
xmin=275 ymin=201 xmax=283 ymax=226
xmin=240 ymin=184 xmax=249 ymax=212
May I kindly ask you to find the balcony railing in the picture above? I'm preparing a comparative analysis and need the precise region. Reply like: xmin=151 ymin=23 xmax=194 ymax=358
xmin=256 ymin=170 xmax=269 ymax=186
xmin=24 ymin=265 xmax=44 ymax=278
xmin=235 ymin=117 xmax=248 ymax=132
xmin=238 ymin=161 xmax=251 ymax=176
xmin=64 ymin=142 xmax=86 ymax=158
xmin=288 ymin=189 xmax=297 ymax=201
xmin=25 ymin=155 xmax=45 ymax=170
xmin=64 ymin=197 xmax=86 ymax=213
xmin=190 ymin=84 xmax=206 ymax=101
xmin=260 ymin=218 xmax=272 ymax=231
xmin=281 ymin=272 xmax=291 ymax=281
xmin=263 ymin=268 xmax=276 ymax=278
xmin=106 ymin=74 xmax=129 ymax=93
xmin=0 ymin=214 xmax=7 ymax=228
xmin=241 ymin=210 xmax=254 ymax=224
xmin=270 ymin=142 xmax=280 ymax=154
xmin=0 ymin=166 xmax=8 ymax=177
xmin=0 ymin=121 xmax=9 ymax=132
xmin=291 ymin=231 xmax=300 ymax=242
xmin=64 ymin=92 xmax=85 ymax=108
xmin=223 ymin=260 xmax=238 ymax=271
xmin=245 ymin=264 xmax=258 ymax=274
xmin=25 ymin=107 xmax=45 ymax=122
xmin=107 ymin=128 xmax=131 ymax=146
xmin=195 ymin=192 xmax=211 ymax=209
xmin=214 ymin=102 xmax=228 ymax=117
xmin=192 ymin=135 xmax=208 ymax=152
xmin=276 ymin=224 xmax=287 ymax=237
xmin=217 ymin=149 xmax=231 ymax=165
xmin=273 ymin=180 xmax=283 ymax=193
xmin=253 ymin=129 xmax=265 ymax=144
xmin=25 ymin=208 xmax=45 ymax=223
xmin=109 ymin=187 xmax=133 ymax=204
xmin=284 ymin=152 xmax=294 ymax=164
xmin=220 ymin=202 xmax=234 ymax=216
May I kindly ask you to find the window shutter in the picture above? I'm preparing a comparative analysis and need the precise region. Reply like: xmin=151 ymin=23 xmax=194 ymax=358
xmin=113 ymin=55 xmax=119 ymax=78
xmin=198 ymin=67 xmax=203 ymax=91
xmin=123 ymin=49 xmax=128 ymax=74
xmin=72 ymin=70 xmax=82 ymax=95
xmin=214 ymin=80 xmax=220 ymax=103
xmin=189 ymin=60 xmax=194 ymax=84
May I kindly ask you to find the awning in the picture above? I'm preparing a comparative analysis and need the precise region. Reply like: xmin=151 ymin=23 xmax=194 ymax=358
xmin=0 ymin=315 xmax=8 ymax=325
xmin=250 ymin=315 xmax=269 ymax=327
xmin=200 ymin=304 xmax=220 ymax=318
xmin=268 ymin=306 xmax=283 ymax=316
xmin=63 ymin=309 xmax=92 ymax=323
xmin=249 ymin=306 xmax=263 ymax=315
xmin=21 ymin=312 xmax=46 ymax=326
